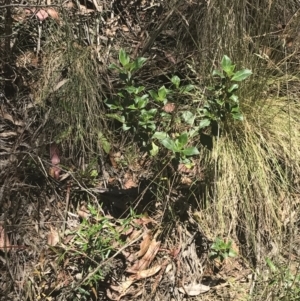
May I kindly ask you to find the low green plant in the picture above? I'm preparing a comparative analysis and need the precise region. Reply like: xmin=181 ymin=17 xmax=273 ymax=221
xmin=106 ymin=50 xmax=252 ymax=163
xmin=201 ymin=55 xmax=252 ymax=128
xmin=106 ymin=49 xmax=197 ymax=163
xmin=68 ymin=204 xmax=138 ymax=287
xmin=209 ymin=237 xmax=237 ymax=262
xmin=264 ymin=257 xmax=300 ymax=300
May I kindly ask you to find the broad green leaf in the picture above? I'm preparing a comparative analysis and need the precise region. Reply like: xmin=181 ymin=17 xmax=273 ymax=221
xmin=119 ymin=49 xmax=130 ymax=67
xmin=232 ymin=112 xmax=243 ymax=121
xmin=181 ymin=147 xmax=200 ymax=156
xmin=199 ymin=118 xmax=211 ymax=128
xmin=128 ymin=104 xmax=137 ymax=110
xmin=177 ymin=133 xmax=188 ymax=147
xmin=221 ymin=55 xmax=235 ymax=76
xmin=105 ymin=102 xmax=122 ymax=110
xmin=135 ymin=96 xmax=148 ymax=109
xmin=212 ymin=69 xmax=225 ymax=78
xmin=98 ymin=132 xmax=111 ymax=154
xmin=231 ymin=69 xmax=252 ymax=81
xmin=171 ymin=75 xmax=180 ymax=88
xmin=228 ymin=83 xmax=239 ymax=93
xmin=229 ymin=94 xmax=239 ymax=102
xmin=158 ymin=86 xmax=169 ymax=101
xmin=132 ymin=57 xmax=147 ymax=71
xmin=153 ymin=132 xmax=168 ymax=140
xmin=149 ymin=90 xmax=158 ymax=101
xmin=109 ymin=63 xmax=122 ymax=71
xmin=150 ymin=142 xmax=159 ymax=156
xmin=228 ymin=249 xmax=237 ymax=257
xmin=122 ymin=123 xmax=131 ymax=131
xmin=181 ymin=84 xmax=194 ymax=93
xmin=182 ymin=111 xmax=195 ymax=125
xmin=160 ymin=137 xmax=177 ymax=152
xmin=125 ymin=86 xmax=138 ymax=94
xmin=136 ymin=86 xmax=145 ymax=93
xmin=106 ymin=113 xmax=125 ymax=123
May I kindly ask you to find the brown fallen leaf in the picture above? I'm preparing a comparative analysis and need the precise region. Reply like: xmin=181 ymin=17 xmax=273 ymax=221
xmin=0 ymin=224 xmax=11 ymax=251
xmin=46 ymin=8 xmax=60 ymax=21
xmin=179 ymin=282 xmax=210 ymax=296
xmin=123 ymin=178 xmax=137 ymax=189
xmin=163 ymin=102 xmax=176 ymax=113
xmin=47 ymin=226 xmax=60 ymax=246
xmin=77 ymin=206 xmax=90 ymax=219
xmin=109 ymin=151 xmax=121 ymax=169
xmin=127 ymin=239 xmax=160 ymax=273
xmin=36 ymin=9 xmax=49 ymax=21
xmin=136 ymin=231 xmax=152 ymax=258
xmin=135 ymin=265 xmax=161 ymax=280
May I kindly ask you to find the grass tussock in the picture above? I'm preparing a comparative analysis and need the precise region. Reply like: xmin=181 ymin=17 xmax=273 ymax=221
xmin=35 ymin=31 xmax=109 ymax=160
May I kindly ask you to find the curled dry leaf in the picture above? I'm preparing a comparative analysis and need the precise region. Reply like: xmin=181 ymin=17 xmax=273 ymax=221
xmin=50 ymin=143 xmax=60 ymax=165
xmin=0 ymin=224 xmax=11 ymax=251
xmin=127 ymin=239 xmax=160 ymax=273
xmin=133 ymin=215 xmax=157 ymax=226
xmin=47 ymin=226 xmax=60 ymax=246
xmin=50 ymin=143 xmax=61 ymax=180
xmin=77 ymin=206 xmax=90 ymax=219
xmin=178 ymin=282 xmax=210 ymax=296
xmin=46 ymin=8 xmax=60 ymax=21
xmin=135 ymin=265 xmax=161 ymax=280
xmin=136 ymin=231 xmax=152 ymax=258
xmin=123 ymin=178 xmax=138 ymax=189
xmin=36 ymin=9 xmax=49 ymax=21
xmin=163 ymin=102 xmax=176 ymax=113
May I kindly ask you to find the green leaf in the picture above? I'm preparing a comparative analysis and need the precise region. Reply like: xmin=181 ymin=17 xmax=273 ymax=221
xmin=232 ymin=112 xmax=244 ymax=121
xmin=122 ymin=123 xmax=131 ymax=131
xmin=228 ymin=249 xmax=237 ymax=257
xmin=149 ymin=90 xmax=158 ymax=101
xmin=131 ymin=57 xmax=147 ymax=71
xmin=229 ymin=94 xmax=239 ymax=102
xmin=125 ymin=86 xmax=138 ymax=94
xmin=106 ymin=113 xmax=125 ymax=123
xmin=105 ymin=102 xmax=122 ymax=110
xmin=221 ymin=55 xmax=235 ymax=77
xmin=98 ymin=132 xmax=111 ymax=154
xmin=150 ymin=142 xmax=159 ymax=156
xmin=153 ymin=132 xmax=169 ymax=140
xmin=135 ymin=96 xmax=148 ymax=109
xmin=109 ymin=63 xmax=122 ymax=71
xmin=171 ymin=75 xmax=180 ymax=88
xmin=158 ymin=86 xmax=169 ymax=101
xmin=231 ymin=69 xmax=252 ymax=81
xmin=128 ymin=104 xmax=137 ymax=110
xmin=119 ymin=49 xmax=130 ymax=67
xmin=181 ymin=84 xmax=194 ymax=93
xmin=199 ymin=118 xmax=211 ymax=128
xmin=182 ymin=111 xmax=195 ymax=125
xmin=266 ymin=257 xmax=277 ymax=272
xmin=160 ymin=137 xmax=177 ymax=152
xmin=228 ymin=83 xmax=239 ymax=93
xmin=212 ymin=69 xmax=225 ymax=78
xmin=177 ymin=133 xmax=188 ymax=148
xmin=181 ymin=147 xmax=200 ymax=156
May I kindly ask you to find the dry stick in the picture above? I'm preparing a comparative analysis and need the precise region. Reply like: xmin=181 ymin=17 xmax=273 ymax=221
xmin=62 ymin=182 xmax=71 ymax=237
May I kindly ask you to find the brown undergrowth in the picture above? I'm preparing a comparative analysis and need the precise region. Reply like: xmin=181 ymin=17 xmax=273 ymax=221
xmin=1 ymin=0 xmax=300 ymax=300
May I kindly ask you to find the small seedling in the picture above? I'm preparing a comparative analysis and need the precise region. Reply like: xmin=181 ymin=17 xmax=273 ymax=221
xmin=209 ymin=237 xmax=237 ymax=262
